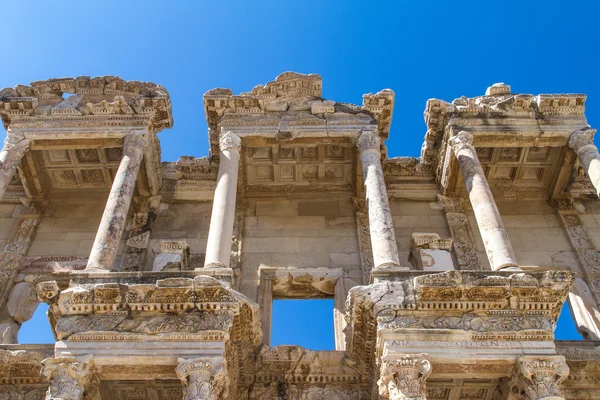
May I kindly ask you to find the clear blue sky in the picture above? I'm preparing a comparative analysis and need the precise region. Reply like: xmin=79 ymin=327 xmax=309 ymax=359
xmin=5 ymin=1 xmax=593 ymax=345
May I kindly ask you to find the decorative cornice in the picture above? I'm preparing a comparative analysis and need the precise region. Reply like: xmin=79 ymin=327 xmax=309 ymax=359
xmin=0 ymin=76 xmax=173 ymax=131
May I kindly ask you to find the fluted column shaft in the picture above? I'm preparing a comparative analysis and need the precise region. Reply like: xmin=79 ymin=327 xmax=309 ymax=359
xmin=0 ymin=135 xmax=30 ymax=202
xmin=569 ymin=128 xmax=600 ymax=196
xmin=86 ymin=132 xmax=148 ymax=272
xmin=449 ymin=131 xmax=518 ymax=270
xmin=203 ymin=132 xmax=241 ymax=269
xmin=357 ymin=130 xmax=401 ymax=270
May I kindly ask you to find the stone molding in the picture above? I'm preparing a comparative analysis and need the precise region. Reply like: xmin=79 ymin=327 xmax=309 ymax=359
xmin=378 ymin=354 xmax=431 ymax=400
xmin=0 ymin=349 xmax=51 ymax=384
xmin=175 ymin=357 xmax=228 ymax=400
xmin=509 ymin=356 xmax=569 ymax=400
xmin=345 ymin=270 xmax=572 ymax=375
xmin=0 ymin=76 xmax=173 ymax=131
xmin=41 ymin=356 xmax=97 ymax=400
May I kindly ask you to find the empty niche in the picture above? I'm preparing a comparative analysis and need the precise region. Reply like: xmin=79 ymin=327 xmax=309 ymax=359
xmin=270 ymin=299 xmax=335 ymax=350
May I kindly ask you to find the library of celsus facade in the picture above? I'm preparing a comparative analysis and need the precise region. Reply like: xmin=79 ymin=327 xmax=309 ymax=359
xmin=1 ymin=72 xmax=600 ymax=399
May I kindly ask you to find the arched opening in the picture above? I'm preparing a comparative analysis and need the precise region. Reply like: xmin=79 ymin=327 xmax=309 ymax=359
xmin=18 ymin=302 xmax=54 ymax=344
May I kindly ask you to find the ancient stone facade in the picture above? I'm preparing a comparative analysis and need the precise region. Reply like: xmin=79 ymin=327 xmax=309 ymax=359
xmin=0 ymin=74 xmax=599 ymax=399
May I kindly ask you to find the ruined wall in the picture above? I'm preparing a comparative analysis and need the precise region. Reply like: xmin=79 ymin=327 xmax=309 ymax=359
xmin=239 ymin=198 xmax=360 ymax=301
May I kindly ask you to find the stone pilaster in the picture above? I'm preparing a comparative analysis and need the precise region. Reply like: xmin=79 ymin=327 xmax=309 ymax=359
xmin=0 ymin=134 xmax=30 ymax=202
xmin=449 ymin=131 xmax=518 ymax=271
xmin=203 ymin=131 xmax=241 ymax=269
xmin=569 ymin=128 xmax=600 ymax=196
xmin=437 ymin=195 xmax=481 ymax=270
xmin=377 ymin=354 xmax=431 ymax=400
xmin=86 ymin=132 xmax=148 ymax=272
xmin=120 ymin=195 xmax=161 ymax=271
xmin=509 ymin=356 xmax=569 ymax=400
xmin=176 ymin=357 xmax=228 ymax=400
xmin=41 ymin=356 xmax=97 ymax=400
xmin=357 ymin=130 xmax=402 ymax=271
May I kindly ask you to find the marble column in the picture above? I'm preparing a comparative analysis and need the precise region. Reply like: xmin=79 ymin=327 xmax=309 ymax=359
xmin=0 ymin=135 xmax=30 ymax=202
xmin=509 ymin=356 xmax=569 ymax=400
xmin=41 ymin=356 xmax=97 ymax=400
xmin=85 ymin=132 xmax=148 ymax=272
xmin=176 ymin=357 xmax=228 ymax=400
xmin=357 ymin=130 xmax=402 ymax=270
xmin=203 ymin=131 xmax=241 ymax=269
xmin=569 ymin=128 xmax=600 ymax=196
xmin=449 ymin=131 xmax=518 ymax=271
xmin=377 ymin=354 xmax=431 ymax=400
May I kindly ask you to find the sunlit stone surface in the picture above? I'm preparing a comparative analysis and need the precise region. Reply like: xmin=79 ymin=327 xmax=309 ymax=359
xmin=0 ymin=75 xmax=599 ymax=399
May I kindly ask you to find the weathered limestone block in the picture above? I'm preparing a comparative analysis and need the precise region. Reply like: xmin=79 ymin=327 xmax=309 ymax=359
xmin=7 ymin=282 xmax=38 ymax=323
xmin=176 ymin=357 xmax=228 ymax=400
xmin=409 ymin=233 xmax=453 ymax=271
xmin=152 ymin=240 xmax=190 ymax=271
xmin=449 ymin=131 xmax=518 ymax=270
xmin=41 ymin=356 xmax=97 ymax=400
xmin=509 ymin=356 xmax=569 ymax=400
xmin=378 ymin=354 xmax=431 ymax=400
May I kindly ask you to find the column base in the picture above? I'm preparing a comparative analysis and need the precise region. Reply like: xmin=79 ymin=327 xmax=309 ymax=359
xmin=200 ymin=262 xmax=228 ymax=269
xmin=496 ymin=265 xmax=523 ymax=272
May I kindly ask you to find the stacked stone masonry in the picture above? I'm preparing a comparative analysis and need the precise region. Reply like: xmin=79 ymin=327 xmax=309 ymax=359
xmin=0 ymin=74 xmax=599 ymax=399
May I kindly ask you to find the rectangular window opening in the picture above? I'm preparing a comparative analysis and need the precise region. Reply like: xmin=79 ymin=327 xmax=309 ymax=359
xmin=270 ymin=299 xmax=335 ymax=350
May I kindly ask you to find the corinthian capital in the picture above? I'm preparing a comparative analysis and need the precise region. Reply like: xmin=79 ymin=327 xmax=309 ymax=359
xmin=219 ymin=131 xmax=241 ymax=152
xmin=176 ymin=357 xmax=228 ymax=400
xmin=123 ymin=132 xmax=149 ymax=154
xmin=357 ymin=130 xmax=381 ymax=153
xmin=569 ymin=128 xmax=597 ymax=151
xmin=41 ymin=356 xmax=96 ymax=400
xmin=378 ymin=354 xmax=432 ymax=400
xmin=449 ymin=131 xmax=474 ymax=154
xmin=509 ymin=356 xmax=569 ymax=400
xmin=0 ymin=137 xmax=30 ymax=171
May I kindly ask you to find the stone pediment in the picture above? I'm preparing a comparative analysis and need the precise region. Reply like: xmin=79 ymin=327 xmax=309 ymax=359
xmin=0 ymin=76 xmax=173 ymax=131
xmin=203 ymin=72 xmax=393 ymax=161
xmin=420 ymin=83 xmax=592 ymax=200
